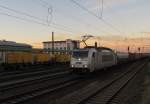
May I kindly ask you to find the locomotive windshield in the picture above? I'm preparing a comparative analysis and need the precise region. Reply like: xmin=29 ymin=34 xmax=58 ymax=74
xmin=72 ymin=51 xmax=88 ymax=58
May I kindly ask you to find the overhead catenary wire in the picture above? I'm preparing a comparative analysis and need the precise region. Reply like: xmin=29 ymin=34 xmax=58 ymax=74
xmin=36 ymin=0 xmax=126 ymax=45
xmin=0 ymin=12 xmax=79 ymax=35
xmin=70 ymin=0 xmax=124 ymax=34
xmin=0 ymin=4 xmax=81 ymax=34
xmin=0 ymin=3 xmax=109 ymax=36
xmin=1 ymin=1 xmax=125 ymax=39
xmin=32 ymin=0 xmax=54 ymax=25
xmin=0 ymin=4 xmax=44 ymax=21
xmin=37 ymin=0 xmax=53 ymax=25
xmin=0 ymin=4 xmax=52 ymax=27
xmin=34 ymin=0 xmax=103 ymax=35
xmin=101 ymin=0 xmax=104 ymax=18
xmin=33 ymin=0 xmax=115 ymax=36
xmin=97 ymin=0 xmax=103 ymax=18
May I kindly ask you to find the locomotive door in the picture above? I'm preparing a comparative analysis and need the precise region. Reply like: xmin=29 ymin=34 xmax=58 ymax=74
xmin=91 ymin=52 xmax=95 ymax=72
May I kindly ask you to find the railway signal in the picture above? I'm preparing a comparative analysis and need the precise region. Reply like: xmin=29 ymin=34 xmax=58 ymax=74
xmin=138 ymin=47 xmax=141 ymax=53
xmin=128 ymin=46 xmax=130 ymax=53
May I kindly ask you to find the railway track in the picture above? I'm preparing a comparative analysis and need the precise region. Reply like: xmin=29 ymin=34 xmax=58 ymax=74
xmin=0 ymin=64 xmax=68 ymax=77
xmin=82 ymin=61 xmax=147 ymax=104
xmin=0 ymin=64 xmax=100 ymax=104
xmin=11 ymin=61 xmax=140 ymax=104
xmin=0 ymin=59 xmax=147 ymax=104
xmin=0 ymin=69 xmax=76 ymax=104
xmin=0 ymin=67 xmax=69 ymax=83
xmin=56 ymin=59 xmax=148 ymax=104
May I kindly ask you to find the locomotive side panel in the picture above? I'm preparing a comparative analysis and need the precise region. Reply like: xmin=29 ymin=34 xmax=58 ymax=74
xmin=0 ymin=51 xmax=5 ymax=64
xmin=101 ymin=49 xmax=117 ymax=68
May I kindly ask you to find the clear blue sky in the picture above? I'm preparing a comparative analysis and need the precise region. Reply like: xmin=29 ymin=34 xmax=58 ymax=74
xmin=0 ymin=0 xmax=149 ymax=51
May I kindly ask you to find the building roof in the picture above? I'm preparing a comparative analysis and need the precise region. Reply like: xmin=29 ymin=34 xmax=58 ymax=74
xmin=43 ymin=39 xmax=80 ymax=44
xmin=0 ymin=40 xmax=31 ymax=47
xmin=43 ymin=41 xmax=66 ymax=43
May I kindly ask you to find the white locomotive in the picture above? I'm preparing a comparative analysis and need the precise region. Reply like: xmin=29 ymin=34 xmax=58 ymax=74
xmin=70 ymin=46 xmax=117 ymax=72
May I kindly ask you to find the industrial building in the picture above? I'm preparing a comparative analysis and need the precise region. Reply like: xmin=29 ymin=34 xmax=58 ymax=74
xmin=0 ymin=40 xmax=32 ymax=51
xmin=43 ymin=39 xmax=80 ymax=52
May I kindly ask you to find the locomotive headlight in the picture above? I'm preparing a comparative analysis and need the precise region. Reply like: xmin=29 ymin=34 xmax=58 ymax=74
xmin=84 ymin=65 xmax=88 ymax=68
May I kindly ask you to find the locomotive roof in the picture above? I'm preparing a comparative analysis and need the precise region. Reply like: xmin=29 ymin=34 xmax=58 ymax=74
xmin=73 ymin=46 xmax=114 ymax=52
xmin=84 ymin=46 xmax=113 ymax=51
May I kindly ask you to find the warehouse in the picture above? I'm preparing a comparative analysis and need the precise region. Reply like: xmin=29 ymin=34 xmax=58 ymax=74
xmin=0 ymin=40 xmax=32 ymax=64
xmin=0 ymin=40 xmax=32 ymax=51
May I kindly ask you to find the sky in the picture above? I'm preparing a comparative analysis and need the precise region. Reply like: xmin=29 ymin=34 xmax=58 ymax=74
xmin=0 ymin=0 xmax=150 ymax=52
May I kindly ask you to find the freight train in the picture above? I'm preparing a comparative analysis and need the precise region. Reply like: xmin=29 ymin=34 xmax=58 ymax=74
xmin=0 ymin=52 xmax=70 ymax=65
xmin=70 ymin=46 xmax=146 ymax=72
xmin=0 ymin=40 xmax=70 ymax=69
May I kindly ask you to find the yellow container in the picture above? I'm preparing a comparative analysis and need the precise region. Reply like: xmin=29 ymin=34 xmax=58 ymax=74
xmin=6 ymin=52 xmax=33 ymax=64
xmin=55 ymin=54 xmax=71 ymax=63
xmin=33 ymin=53 xmax=51 ymax=63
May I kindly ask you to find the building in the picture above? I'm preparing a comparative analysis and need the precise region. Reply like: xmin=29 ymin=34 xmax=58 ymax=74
xmin=43 ymin=39 xmax=80 ymax=52
xmin=0 ymin=40 xmax=32 ymax=51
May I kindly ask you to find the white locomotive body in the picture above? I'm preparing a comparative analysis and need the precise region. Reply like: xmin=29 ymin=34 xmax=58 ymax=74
xmin=70 ymin=47 xmax=117 ymax=72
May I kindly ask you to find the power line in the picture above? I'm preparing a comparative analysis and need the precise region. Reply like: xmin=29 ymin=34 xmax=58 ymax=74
xmin=0 ymin=4 xmax=44 ymax=21
xmin=0 ymin=3 xmax=53 ymax=25
xmin=38 ymin=0 xmax=51 ymax=8
xmin=39 ymin=0 xmax=84 ymax=32
xmin=70 ymin=0 xmax=102 ymax=19
xmin=97 ymin=0 xmax=103 ymax=18
xmin=33 ymin=0 xmax=119 ymax=36
xmin=37 ymin=0 xmax=53 ymax=25
xmin=33 ymin=0 xmax=112 ymax=35
xmin=0 ymin=5 xmax=80 ymax=34
xmin=0 ymin=12 xmax=78 ymax=34
xmin=70 ymin=0 xmax=124 ymax=34
xmin=101 ymin=0 xmax=104 ymax=18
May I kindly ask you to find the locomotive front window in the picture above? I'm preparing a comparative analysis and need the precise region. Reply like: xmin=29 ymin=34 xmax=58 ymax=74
xmin=72 ymin=51 xmax=88 ymax=58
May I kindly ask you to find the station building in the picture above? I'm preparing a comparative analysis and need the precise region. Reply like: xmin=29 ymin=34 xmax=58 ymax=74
xmin=43 ymin=39 xmax=80 ymax=53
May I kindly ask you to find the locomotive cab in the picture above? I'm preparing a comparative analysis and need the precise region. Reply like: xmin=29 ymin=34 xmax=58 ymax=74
xmin=70 ymin=49 xmax=89 ymax=72
xmin=70 ymin=48 xmax=97 ymax=72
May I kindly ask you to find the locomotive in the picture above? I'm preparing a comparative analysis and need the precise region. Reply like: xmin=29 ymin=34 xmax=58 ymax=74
xmin=70 ymin=46 xmax=145 ymax=72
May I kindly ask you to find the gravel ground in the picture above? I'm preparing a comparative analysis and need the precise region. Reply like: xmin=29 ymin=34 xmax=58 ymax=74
xmin=141 ymin=62 xmax=150 ymax=104
xmin=105 ymin=61 xmax=145 ymax=104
